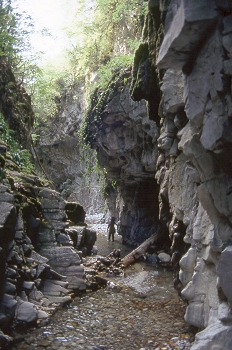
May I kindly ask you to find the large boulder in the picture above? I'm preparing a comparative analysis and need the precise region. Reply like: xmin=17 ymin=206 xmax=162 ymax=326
xmin=191 ymin=322 xmax=232 ymax=350
xmin=15 ymin=299 xmax=38 ymax=324
xmin=39 ymin=247 xmax=86 ymax=293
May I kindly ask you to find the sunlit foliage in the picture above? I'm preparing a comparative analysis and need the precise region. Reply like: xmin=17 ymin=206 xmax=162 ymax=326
xmin=0 ymin=0 xmax=39 ymax=88
xmin=0 ymin=112 xmax=34 ymax=172
xmin=32 ymin=0 xmax=146 ymax=126
xmin=0 ymin=0 xmax=147 ymax=128
xmin=66 ymin=0 xmax=146 ymax=88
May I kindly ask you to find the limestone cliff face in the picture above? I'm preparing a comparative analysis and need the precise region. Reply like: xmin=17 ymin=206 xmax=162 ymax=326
xmin=0 ymin=153 xmax=87 ymax=347
xmin=86 ymin=0 xmax=232 ymax=347
xmin=84 ymin=71 xmax=162 ymax=245
xmin=36 ymin=68 xmax=164 ymax=246
xmin=35 ymin=83 xmax=106 ymax=216
xmin=145 ymin=0 xmax=232 ymax=348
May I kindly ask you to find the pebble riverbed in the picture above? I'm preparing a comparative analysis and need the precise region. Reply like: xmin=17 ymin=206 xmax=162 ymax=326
xmin=10 ymin=225 xmax=196 ymax=350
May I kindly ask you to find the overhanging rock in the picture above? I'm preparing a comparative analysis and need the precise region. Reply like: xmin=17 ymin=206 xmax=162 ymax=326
xmin=157 ymin=0 xmax=218 ymax=69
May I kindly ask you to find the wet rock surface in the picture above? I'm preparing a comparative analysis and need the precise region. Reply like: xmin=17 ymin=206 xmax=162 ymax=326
xmin=10 ymin=230 xmax=195 ymax=350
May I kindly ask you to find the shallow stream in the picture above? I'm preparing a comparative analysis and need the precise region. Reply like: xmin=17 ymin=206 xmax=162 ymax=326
xmin=11 ymin=226 xmax=195 ymax=350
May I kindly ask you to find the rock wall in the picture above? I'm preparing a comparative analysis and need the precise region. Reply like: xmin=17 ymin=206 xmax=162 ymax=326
xmin=148 ymin=0 xmax=232 ymax=348
xmin=0 ymin=62 xmax=95 ymax=347
xmin=3 ymin=1 xmax=231 ymax=348
xmin=0 ymin=148 xmax=89 ymax=347
xmin=85 ymin=0 xmax=232 ymax=347
xmin=35 ymin=83 xmax=106 ymax=218
xmin=84 ymin=70 xmax=164 ymax=245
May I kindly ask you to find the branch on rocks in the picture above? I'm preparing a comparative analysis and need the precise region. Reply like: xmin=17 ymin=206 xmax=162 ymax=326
xmin=84 ymin=228 xmax=163 ymax=291
xmin=121 ymin=227 xmax=162 ymax=268
xmin=84 ymin=249 xmax=125 ymax=291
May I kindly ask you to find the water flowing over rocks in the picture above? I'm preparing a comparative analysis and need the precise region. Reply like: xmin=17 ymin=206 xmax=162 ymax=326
xmin=10 ymin=280 xmax=194 ymax=350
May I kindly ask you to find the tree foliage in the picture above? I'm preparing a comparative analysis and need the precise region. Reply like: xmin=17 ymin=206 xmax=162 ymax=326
xmin=32 ymin=0 xmax=146 ymax=128
xmin=32 ymin=60 xmax=68 ymax=123
xmin=0 ymin=0 xmax=147 ymax=131
xmin=67 ymin=0 xmax=146 ymax=87
xmin=0 ymin=112 xmax=34 ymax=172
xmin=0 ymin=0 xmax=39 ymax=86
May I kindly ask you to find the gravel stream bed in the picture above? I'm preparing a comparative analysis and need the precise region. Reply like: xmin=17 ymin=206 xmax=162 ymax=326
xmin=10 ymin=226 xmax=196 ymax=350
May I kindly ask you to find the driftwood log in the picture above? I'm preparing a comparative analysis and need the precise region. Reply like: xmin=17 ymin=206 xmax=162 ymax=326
xmin=121 ymin=227 xmax=161 ymax=267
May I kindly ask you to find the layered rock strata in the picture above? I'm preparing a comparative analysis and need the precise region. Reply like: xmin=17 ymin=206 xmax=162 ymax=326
xmin=0 ymin=147 xmax=88 ymax=348
xmin=86 ymin=0 xmax=232 ymax=347
xmin=150 ymin=0 xmax=232 ymax=348
xmin=85 ymin=72 xmax=163 ymax=245
xmin=35 ymin=83 xmax=106 ymax=216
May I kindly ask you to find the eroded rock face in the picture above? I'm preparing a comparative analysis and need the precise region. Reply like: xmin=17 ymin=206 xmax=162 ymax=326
xmin=35 ymin=83 xmax=106 ymax=216
xmin=85 ymin=73 xmax=162 ymax=245
xmin=4 ymin=1 xmax=231 ymax=348
xmin=153 ymin=0 xmax=232 ymax=348
xmin=0 ymin=69 xmax=81 ymax=333
xmin=0 ymin=144 xmax=88 ymax=345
